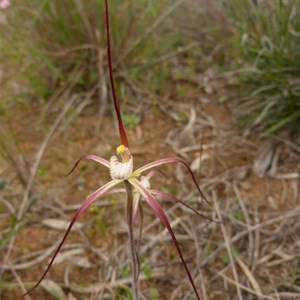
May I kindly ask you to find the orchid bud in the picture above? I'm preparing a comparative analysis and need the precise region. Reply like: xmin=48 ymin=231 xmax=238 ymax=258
xmin=140 ymin=176 xmax=150 ymax=189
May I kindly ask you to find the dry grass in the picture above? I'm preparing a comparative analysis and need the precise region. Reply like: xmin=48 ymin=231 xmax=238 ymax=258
xmin=1 ymin=1 xmax=300 ymax=299
xmin=1 ymin=81 xmax=300 ymax=299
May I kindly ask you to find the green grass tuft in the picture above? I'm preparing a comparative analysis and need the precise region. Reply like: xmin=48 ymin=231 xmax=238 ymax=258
xmin=0 ymin=0 xmax=186 ymax=108
xmin=225 ymin=0 xmax=300 ymax=135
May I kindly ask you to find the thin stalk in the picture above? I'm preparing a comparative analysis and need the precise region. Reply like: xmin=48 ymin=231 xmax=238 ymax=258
xmin=137 ymin=202 xmax=144 ymax=254
xmin=125 ymin=180 xmax=139 ymax=300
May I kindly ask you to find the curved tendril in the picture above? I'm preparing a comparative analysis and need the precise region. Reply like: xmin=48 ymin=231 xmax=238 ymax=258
xmin=23 ymin=179 xmax=122 ymax=296
xmin=66 ymin=154 xmax=110 ymax=176
xmin=133 ymin=157 xmax=211 ymax=206
xmin=150 ymin=189 xmax=218 ymax=223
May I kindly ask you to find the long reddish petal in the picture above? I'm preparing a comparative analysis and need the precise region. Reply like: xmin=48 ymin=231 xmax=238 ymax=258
xmin=150 ymin=189 xmax=217 ymax=222
xmin=104 ymin=0 xmax=129 ymax=148
xmin=133 ymin=157 xmax=210 ymax=206
xmin=104 ymin=188 xmax=125 ymax=195
xmin=129 ymin=178 xmax=201 ymax=300
xmin=66 ymin=154 xmax=110 ymax=176
xmin=23 ymin=179 xmax=122 ymax=296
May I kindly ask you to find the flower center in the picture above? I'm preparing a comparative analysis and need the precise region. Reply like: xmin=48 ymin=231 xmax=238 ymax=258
xmin=109 ymin=145 xmax=133 ymax=180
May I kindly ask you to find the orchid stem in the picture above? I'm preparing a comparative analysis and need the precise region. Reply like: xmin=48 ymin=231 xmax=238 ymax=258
xmin=125 ymin=180 xmax=139 ymax=300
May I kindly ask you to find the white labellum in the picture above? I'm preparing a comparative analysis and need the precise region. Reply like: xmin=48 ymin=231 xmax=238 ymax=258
xmin=109 ymin=155 xmax=133 ymax=179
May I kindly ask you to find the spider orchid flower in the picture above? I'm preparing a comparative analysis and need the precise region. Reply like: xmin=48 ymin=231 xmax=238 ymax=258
xmin=24 ymin=144 xmax=211 ymax=299
xmin=24 ymin=1 xmax=213 ymax=298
